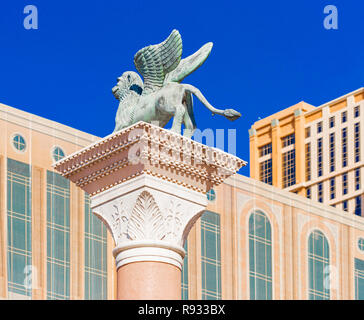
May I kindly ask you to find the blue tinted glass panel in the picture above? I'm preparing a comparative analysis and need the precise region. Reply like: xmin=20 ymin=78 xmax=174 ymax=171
xmin=84 ymin=193 xmax=107 ymax=300
xmin=248 ymin=210 xmax=272 ymax=300
xmin=7 ymin=158 xmax=32 ymax=297
xmin=201 ymin=211 xmax=221 ymax=300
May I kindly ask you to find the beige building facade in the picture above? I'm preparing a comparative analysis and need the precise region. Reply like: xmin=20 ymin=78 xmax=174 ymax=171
xmin=249 ymin=88 xmax=364 ymax=216
xmin=1 ymin=101 xmax=364 ymax=300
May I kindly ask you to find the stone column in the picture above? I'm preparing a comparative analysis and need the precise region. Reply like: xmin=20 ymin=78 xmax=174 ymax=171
xmin=54 ymin=121 xmax=245 ymax=300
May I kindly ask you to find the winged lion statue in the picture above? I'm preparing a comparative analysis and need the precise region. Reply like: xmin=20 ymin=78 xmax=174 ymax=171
xmin=112 ymin=29 xmax=241 ymax=138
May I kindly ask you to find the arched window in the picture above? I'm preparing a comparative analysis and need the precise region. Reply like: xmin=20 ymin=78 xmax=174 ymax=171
xmin=248 ymin=210 xmax=272 ymax=300
xmin=308 ymin=230 xmax=330 ymax=300
xmin=52 ymin=146 xmax=65 ymax=162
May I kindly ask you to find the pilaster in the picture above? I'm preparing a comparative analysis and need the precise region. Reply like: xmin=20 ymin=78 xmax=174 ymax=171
xmin=271 ymin=119 xmax=282 ymax=188
xmin=294 ymin=109 xmax=305 ymax=185
xmin=249 ymin=128 xmax=259 ymax=180
xmin=31 ymin=166 xmax=47 ymax=299
xmin=69 ymin=183 xmax=84 ymax=299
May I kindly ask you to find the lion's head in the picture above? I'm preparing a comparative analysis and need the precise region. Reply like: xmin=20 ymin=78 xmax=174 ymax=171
xmin=112 ymin=71 xmax=143 ymax=101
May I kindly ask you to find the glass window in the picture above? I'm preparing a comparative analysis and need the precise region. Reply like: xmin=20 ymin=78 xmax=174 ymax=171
xmin=330 ymin=178 xmax=335 ymax=200
xmin=342 ymin=128 xmax=348 ymax=168
xmin=206 ymin=189 xmax=216 ymax=202
xmin=84 ymin=194 xmax=107 ymax=300
xmin=308 ymin=230 xmax=330 ymax=300
xmin=249 ymin=210 xmax=272 ymax=300
xmin=305 ymin=143 xmax=311 ymax=181
xmin=181 ymin=241 xmax=188 ymax=300
xmin=318 ymin=182 xmax=323 ymax=203
xmin=306 ymin=187 xmax=311 ymax=199
xmin=260 ymin=159 xmax=272 ymax=185
xmin=52 ymin=147 xmax=65 ymax=162
xmin=329 ymin=133 xmax=335 ymax=173
xmin=305 ymin=127 xmax=311 ymax=138
xmin=343 ymin=200 xmax=348 ymax=212
xmin=7 ymin=158 xmax=32 ymax=297
xmin=47 ymin=171 xmax=70 ymax=300
xmin=355 ymin=169 xmax=361 ymax=191
xmin=282 ymin=134 xmax=295 ymax=148
xmin=259 ymin=143 xmax=272 ymax=157
xmin=355 ymin=258 xmax=364 ymax=300
xmin=342 ymin=111 xmax=347 ymax=123
xmin=283 ymin=149 xmax=296 ymax=188
xmin=358 ymin=238 xmax=364 ymax=252
xmin=355 ymin=106 xmax=360 ymax=118
xmin=342 ymin=173 xmax=348 ymax=195
xmin=355 ymin=196 xmax=362 ymax=217
xmin=317 ymin=138 xmax=323 ymax=177
xmin=355 ymin=123 xmax=360 ymax=163
xmin=201 ymin=211 xmax=221 ymax=300
xmin=329 ymin=116 xmax=335 ymax=128
xmin=12 ymin=134 xmax=26 ymax=152
xmin=317 ymin=122 xmax=323 ymax=134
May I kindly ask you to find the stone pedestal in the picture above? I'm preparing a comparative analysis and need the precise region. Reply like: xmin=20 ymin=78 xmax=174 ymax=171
xmin=54 ymin=121 xmax=246 ymax=300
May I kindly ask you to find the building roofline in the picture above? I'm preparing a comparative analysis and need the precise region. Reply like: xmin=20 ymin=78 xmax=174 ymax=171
xmin=251 ymin=101 xmax=316 ymax=130
xmin=251 ymin=87 xmax=364 ymax=131
xmin=304 ymin=87 xmax=364 ymax=117
xmin=0 ymin=102 xmax=101 ymax=146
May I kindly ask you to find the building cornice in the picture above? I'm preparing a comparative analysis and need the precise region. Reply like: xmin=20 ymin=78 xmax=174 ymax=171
xmin=0 ymin=102 xmax=99 ymax=147
xmin=54 ymin=121 xmax=247 ymax=195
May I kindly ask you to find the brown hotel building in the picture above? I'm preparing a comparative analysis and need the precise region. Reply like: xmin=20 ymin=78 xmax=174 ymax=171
xmin=1 ymin=92 xmax=364 ymax=300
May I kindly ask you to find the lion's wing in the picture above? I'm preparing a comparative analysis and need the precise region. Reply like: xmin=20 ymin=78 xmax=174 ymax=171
xmin=164 ymin=42 xmax=213 ymax=84
xmin=134 ymin=29 xmax=182 ymax=95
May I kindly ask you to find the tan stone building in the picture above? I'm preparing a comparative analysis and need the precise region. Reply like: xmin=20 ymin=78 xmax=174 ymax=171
xmin=1 ymin=101 xmax=364 ymax=300
xmin=249 ymin=87 xmax=364 ymax=216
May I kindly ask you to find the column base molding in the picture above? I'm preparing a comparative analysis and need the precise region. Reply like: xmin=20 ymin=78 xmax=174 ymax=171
xmin=114 ymin=240 xmax=185 ymax=270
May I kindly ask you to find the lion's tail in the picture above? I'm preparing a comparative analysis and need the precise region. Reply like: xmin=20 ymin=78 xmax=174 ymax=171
xmin=183 ymin=84 xmax=241 ymax=121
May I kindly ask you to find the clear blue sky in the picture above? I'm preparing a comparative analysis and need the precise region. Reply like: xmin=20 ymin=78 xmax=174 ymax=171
xmin=0 ymin=0 xmax=363 ymax=175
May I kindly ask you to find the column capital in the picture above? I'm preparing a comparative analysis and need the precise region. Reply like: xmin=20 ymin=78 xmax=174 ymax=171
xmin=91 ymin=174 xmax=207 ymax=270
xmin=53 ymin=121 xmax=246 ymax=271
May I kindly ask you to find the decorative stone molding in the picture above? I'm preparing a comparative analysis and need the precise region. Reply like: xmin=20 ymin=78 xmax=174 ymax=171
xmin=90 ymin=174 xmax=208 ymax=269
xmin=53 ymin=121 xmax=246 ymax=196
xmin=53 ymin=121 xmax=246 ymax=270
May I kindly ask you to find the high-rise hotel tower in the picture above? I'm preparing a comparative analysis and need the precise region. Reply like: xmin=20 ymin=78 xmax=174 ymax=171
xmin=249 ymin=88 xmax=364 ymax=217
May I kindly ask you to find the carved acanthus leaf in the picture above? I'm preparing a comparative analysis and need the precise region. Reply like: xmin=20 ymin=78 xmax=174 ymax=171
xmin=127 ymin=191 xmax=164 ymax=240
